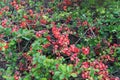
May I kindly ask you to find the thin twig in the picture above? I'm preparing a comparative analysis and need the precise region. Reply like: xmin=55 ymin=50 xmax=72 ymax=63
xmin=111 ymin=69 xmax=120 ymax=75
xmin=90 ymin=28 xmax=96 ymax=37
xmin=75 ymin=28 xmax=90 ymax=45
xmin=0 ymin=38 xmax=7 ymax=42
xmin=18 ymin=42 xmax=21 ymax=52
xmin=21 ymin=41 xmax=30 ymax=52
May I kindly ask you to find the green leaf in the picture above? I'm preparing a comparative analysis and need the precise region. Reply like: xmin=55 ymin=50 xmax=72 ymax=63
xmin=41 ymin=78 xmax=47 ymax=80
xmin=90 ymin=68 xmax=95 ymax=78
xmin=59 ymin=74 xmax=65 ymax=80
xmin=54 ymin=71 xmax=60 ymax=76
xmin=22 ymin=36 xmax=30 ymax=40
xmin=71 ymin=73 xmax=77 ymax=77
xmin=67 ymin=65 xmax=73 ymax=72
xmin=23 ymin=75 xmax=31 ymax=80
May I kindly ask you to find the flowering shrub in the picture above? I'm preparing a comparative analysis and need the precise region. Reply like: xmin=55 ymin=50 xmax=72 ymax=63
xmin=0 ymin=0 xmax=120 ymax=80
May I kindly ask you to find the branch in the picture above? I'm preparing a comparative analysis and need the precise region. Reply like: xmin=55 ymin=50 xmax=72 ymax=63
xmin=75 ymin=28 xmax=90 ymax=45
xmin=90 ymin=28 xmax=96 ymax=37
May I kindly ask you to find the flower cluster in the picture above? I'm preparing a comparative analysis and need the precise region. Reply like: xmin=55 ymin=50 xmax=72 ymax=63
xmin=36 ymin=30 xmax=48 ymax=38
xmin=81 ymin=60 xmax=120 ymax=80
xmin=82 ymin=47 xmax=90 ymax=55
xmin=50 ymin=23 xmax=80 ymax=65
xmin=10 ymin=0 xmax=20 ymax=10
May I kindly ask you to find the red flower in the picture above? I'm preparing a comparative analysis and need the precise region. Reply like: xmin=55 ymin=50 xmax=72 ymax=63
xmin=12 ymin=25 xmax=19 ymax=32
xmin=40 ymin=19 xmax=47 ymax=25
xmin=110 ymin=77 xmax=120 ymax=80
xmin=61 ymin=47 xmax=71 ymax=56
xmin=81 ymin=71 xmax=90 ymax=79
xmin=63 ymin=6 xmax=67 ymax=11
xmin=20 ymin=21 xmax=27 ymax=28
xmin=0 ymin=11 xmax=2 ymax=16
xmin=15 ymin=4 xmax=19 ymax=10
xmin=47 ymin=8 xmax=53 ymax=13
xmin=1 ymin=19 xmax=7 ymax=27
xmin=29 ymin=9 xmax=33 ymax=14
xmin=52 ymin=26 xmax=61 ymax=39
xmin=82 ymin=47 xmax=90 ymax=55
xmin=4 ymin=42 xmax=9 ymax=49
xmin=70 ymin=53 xmax=77 ymax=61
xmin=46 ymin=35 xmax=51 ymax=41
xmin=37 ymin=50 xmax=42 ymax=53
xmin=58 ymin=35 xmax=69 ymax=46
xmin=10 ymin=1 xmax=16 ymax=6
xmin=82 ymin=21 xmax=88 ymax=26
xmin=23 ymin=15 xmax=28 ymax=19
xmin=14 ymin=71 xmax=20 ymax=80
xmin=63 ymin=0 xmax=72 ymax=5
xmin=0 ymin=34 xmax=4 ymax=38
xmin=42 ymin=43 xmax=51 ymax=48
xmin=70 ymin=44 xmax=80 ymax=53
xmin=82 ymin=61 xmax=90 ymax=68
xmin=36 ymin=30 xmax=46 ymax=38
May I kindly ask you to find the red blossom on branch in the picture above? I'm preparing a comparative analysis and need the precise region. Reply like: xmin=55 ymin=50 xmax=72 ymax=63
xmin=82 ymin=47 xmax=90 ymax=55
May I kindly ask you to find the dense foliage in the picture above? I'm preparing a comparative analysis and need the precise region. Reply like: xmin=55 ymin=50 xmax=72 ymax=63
xmin=0 ymin=0 xmax=120 ymax=80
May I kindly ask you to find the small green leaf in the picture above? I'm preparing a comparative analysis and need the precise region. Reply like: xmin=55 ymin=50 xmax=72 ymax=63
xmin=22 ymin=36 xmax=30 ymax=40
xmin=59 ymin=74 xmax=65 ymax=80
xmin=41 ymin=78 xmax=47 ymax=80
xmin=71 ymin=73 xmax=77 ymax=77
